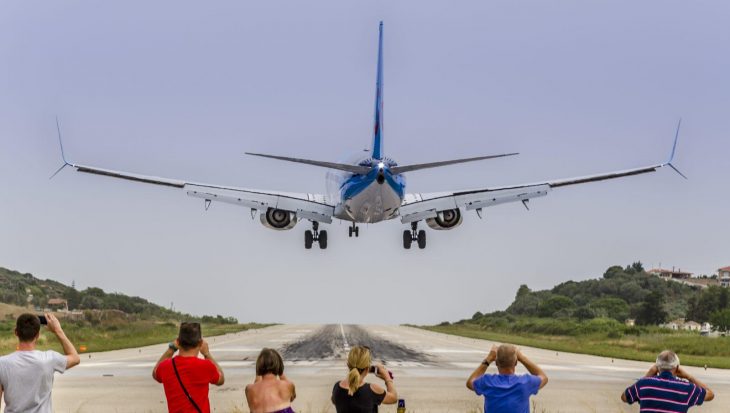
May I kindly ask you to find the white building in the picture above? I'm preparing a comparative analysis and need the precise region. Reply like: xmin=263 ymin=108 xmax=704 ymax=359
xmin=718 ymin=266 xmax=730 ymax=288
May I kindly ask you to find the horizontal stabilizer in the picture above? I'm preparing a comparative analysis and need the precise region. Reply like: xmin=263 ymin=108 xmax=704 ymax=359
xmin=390 ymin=153 xmax=519 ymax=174
xmin=245 ymin=153 xmax=371 ymax=174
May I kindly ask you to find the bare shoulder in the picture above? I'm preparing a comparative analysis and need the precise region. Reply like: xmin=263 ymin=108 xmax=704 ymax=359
xmin=370 ymin=382 xmax=385 ymax=395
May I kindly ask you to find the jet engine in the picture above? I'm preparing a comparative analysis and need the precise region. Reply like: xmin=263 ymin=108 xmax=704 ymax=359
xmin=425 ymin=208 xmax=463 ymax=230
xmin=260 ymin=208 xmax=298 ymax=230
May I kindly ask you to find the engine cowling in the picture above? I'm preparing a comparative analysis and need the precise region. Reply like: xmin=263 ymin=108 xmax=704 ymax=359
xmin=426 ymin=208 xmax=463 ymax=230
xmin=260 ymin=208 xmax=298 ymax=230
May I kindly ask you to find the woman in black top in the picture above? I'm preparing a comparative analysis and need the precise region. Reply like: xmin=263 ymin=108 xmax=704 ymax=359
xmin=331 ymin=346 xmax=398 ymax=413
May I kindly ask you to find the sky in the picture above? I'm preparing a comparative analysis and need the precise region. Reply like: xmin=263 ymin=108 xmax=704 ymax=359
xmin=1 ymin=1 xmax=729 ymax=325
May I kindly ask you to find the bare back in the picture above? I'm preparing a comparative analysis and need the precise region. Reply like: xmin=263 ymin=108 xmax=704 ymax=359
xmin=245 ymin=375 xmax=295 ymax=413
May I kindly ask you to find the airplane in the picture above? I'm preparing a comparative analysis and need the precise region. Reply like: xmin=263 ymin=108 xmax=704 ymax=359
xmin=52 ymin=21 xmax=686 ymax=250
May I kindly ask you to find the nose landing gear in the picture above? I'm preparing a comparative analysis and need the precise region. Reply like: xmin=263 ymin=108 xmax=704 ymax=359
xmin=305 ymin=221 xmax=328 ymax=249
xmin=403 ymin=222 xmax=426 ymax=249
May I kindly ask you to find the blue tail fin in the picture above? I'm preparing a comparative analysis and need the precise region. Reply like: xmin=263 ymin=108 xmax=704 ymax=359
xmin=371 ymin=21 xmax=384 ymax=160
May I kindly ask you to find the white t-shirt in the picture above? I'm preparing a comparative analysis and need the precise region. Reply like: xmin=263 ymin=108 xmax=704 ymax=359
xmin=0 ymin=350 xmax=67 ymax=413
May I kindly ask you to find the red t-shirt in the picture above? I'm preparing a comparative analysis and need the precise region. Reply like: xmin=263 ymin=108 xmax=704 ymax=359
xmin=155 ymin=356 xmax=220 ymax=413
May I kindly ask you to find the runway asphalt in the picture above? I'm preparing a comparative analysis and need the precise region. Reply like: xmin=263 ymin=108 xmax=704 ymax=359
xmin=35 ymin=324 xmax=729 ymax=412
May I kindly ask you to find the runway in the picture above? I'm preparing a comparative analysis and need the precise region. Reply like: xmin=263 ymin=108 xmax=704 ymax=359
xmin=45 ymin=324 xmax=728 ymax=412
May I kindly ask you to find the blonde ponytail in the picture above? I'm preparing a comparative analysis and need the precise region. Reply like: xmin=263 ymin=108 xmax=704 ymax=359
xmin=345 ymin=346 xmax=371 ymax=396
xmin=347 ymin=367 xmax=361 ymax=396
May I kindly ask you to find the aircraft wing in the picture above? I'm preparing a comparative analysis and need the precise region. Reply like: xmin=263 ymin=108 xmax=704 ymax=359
xmin=400 ymin=120 xmax=686 ymax=223
xmin=399 ymin=162 xmax=676 ymax=224
xmin=67 ymin=164 xmax=335 ymax=223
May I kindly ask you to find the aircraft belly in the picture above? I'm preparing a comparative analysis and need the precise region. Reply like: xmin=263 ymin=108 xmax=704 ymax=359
xmin=338 ymin=182 xmax=401 ymax=223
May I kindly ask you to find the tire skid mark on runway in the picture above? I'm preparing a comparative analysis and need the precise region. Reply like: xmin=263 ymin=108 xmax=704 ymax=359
xmin=281 ymin=324 xmax=344 ymax=361
xmin=280 ymin=325 xmax=432 ymax=363
xmin=342 ymin=325 xmax=431 ymax=363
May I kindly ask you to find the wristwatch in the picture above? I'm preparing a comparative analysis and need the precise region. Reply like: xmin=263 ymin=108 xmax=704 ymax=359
xmin=481 ymin=360 xmax=490 ymax=367
xmin=168 ymin=342 xmax=178 ymax=351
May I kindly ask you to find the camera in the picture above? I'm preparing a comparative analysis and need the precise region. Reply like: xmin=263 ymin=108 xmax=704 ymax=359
xmin=38 ymin=315 xmax=48 ymax=325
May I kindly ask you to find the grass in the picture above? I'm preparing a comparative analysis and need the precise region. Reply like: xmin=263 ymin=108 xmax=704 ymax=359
xmin=422 ymin=323 xmax=730 ymax=369
xmin=0 ymin=318 xmax=270 ymax=354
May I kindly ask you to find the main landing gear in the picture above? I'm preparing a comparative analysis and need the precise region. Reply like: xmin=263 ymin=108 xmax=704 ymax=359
xmin=403 ymin=222 xmax=426 ymax=250
xmin=348 ymin=222 xmax=360 ymax=238
xmin=305 ymin=221 xmax=328 ymax=250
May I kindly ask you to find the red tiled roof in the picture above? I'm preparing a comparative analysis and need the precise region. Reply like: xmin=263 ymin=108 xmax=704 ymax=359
xmin=718 ymin=266 xmax=730 ymax=272
xmin=648 ymin=268 xmax=692 ymax=275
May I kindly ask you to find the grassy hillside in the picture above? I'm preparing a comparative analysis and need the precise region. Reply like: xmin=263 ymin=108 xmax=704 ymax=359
xmin=0 ymin=267 xmax=190 ymax=320
xmin=0 ymin=266 xmax=269 ymax=354
xmin=0 ymin=319 xmax=266 ymax=354
xmin=423 ymin=263 xmax=730 ymax=368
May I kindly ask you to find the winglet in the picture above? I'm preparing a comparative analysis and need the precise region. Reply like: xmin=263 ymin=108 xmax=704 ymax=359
xmin=50 ymin=117 xmax=72 ymax=179
xmin=665 ymin=118 xmax=687 ymax=179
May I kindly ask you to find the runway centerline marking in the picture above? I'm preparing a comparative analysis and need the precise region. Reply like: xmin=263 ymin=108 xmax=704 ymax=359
xmin=340 ymin=324 xmax=350 ymax=351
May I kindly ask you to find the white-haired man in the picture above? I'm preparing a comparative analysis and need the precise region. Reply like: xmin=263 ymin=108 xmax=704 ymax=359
xmin=622 ymin=350 xmax=714 ymax=412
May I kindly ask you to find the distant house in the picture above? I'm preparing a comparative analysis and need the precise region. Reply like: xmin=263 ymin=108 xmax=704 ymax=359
xmin=625 ymin=319 xmax=636 ymax=327
xmin=719 ymin=266 xmax=730 ymax=288
xmin=648 ymin=267 xmax=715 ymax=288
xmin=47 ymin=298 xmax=68 ymax=312
xmin=662 ymin=318 xmax=703 ymax=332
xmin=648 ymin=268 xmax=692 ymax=279
xmin=663 ymin=319 xmax=682 ymax=330
xmin=684 ymin=321 xmax=701 ymax=332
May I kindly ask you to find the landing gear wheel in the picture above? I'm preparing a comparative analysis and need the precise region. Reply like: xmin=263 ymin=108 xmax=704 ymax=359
xmin=403 ymin=230 xmax=412 ymax=249
xmin=349 ymin=224 xmax=360 ymax=238
xmin=304 ymin=230 xmax=313 ymax=249
xmin=318 ymin=230 xmax=328 ymax=249
xmin=417 ymin=230 xmax=427 ymax=249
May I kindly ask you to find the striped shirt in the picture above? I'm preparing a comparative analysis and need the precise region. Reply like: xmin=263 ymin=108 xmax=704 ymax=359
xmin=623 ymin=371 xmax=706 ymax=412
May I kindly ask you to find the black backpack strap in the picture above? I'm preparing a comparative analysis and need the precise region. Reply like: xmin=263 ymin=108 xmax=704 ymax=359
xmin=172 ymin=357 xmax=203 ymax=413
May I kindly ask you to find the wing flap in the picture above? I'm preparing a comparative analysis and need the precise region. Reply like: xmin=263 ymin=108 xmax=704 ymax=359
xmin=186 ymin=188 xmax=334 ymax=223
xmin=400 ymin=185 xmax=549 ymax=223
xmin=70 ymin=163 xmax=334 ymax=222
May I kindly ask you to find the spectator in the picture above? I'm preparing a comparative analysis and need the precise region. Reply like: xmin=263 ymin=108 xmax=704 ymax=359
xmin=153 ymin=322 xmax=225 ymax=413
xmin=331 ymin=346 xmax=398 ymax=413
xmin=466 ymin=344 xmax=548 ymax=413
xmin=621 ymin=350 xmax=713 ymax=412
xmin=245 ymin=348 xmax=296 ymax=413
xmin=0 ymin=313 xmax=80 ymax=413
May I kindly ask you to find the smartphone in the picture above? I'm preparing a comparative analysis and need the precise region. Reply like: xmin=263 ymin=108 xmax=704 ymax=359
xmin=370 ymin=365 xmax=394 ymax=379
xmin=38 ymin=315 xmax=48 ymax=325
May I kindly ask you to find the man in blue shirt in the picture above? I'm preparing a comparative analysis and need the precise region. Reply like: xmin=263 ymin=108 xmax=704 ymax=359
xmin=621 ymin=350 xmax=714 ymax=412
xmin=466 ymin=344 xmax=548 ymax=413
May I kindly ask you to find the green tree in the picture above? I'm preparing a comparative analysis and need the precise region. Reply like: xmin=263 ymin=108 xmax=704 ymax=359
xmin=719 ymin=288 xmax=729 ymax=310
xmin=603 ymin=266 xmax=624 ymax=279
xmin=631 ymin=261 xmax=645 ymax=273
xmin=636 ymin=292 xmax=668 ymax=325
xmin=589 ymin=297 xmax=629 ymax=322
xmin=515 ymin=285 xmax=531 ymax=299
xmin=538 ymin=295 xmax=575 ymax=318
xmin=710 ymin=309 xmax=730 ymax=332
xmin=574 ymin=306 xmax=596 ymax=321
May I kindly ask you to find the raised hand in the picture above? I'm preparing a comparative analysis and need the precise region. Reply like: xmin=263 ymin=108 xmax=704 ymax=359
xmin=486 ymin=345 xmax=498 ymax=363
xmin=200 ymin=340 xmax=210 ymax=356
xmin=45 ymin=313 xmax=63 ymax=335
